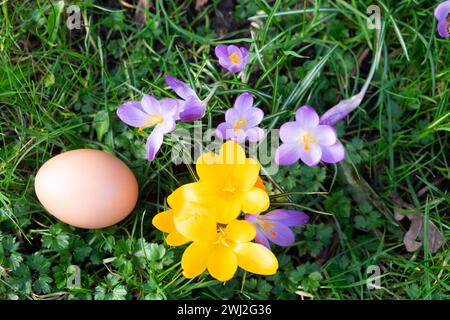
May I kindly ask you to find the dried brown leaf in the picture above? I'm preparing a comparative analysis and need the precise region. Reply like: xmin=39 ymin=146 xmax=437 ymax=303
xmin=391 ymin=193 xmax=445 ymax=254
xmin=135 ymin=0 xmax=149 ymax=29
xmin=404 ymin=216 xmax=426 ymax=252
xmin=403 ymin=214 xmax=444 ymax=253
xmin=195 ymin=0 xmax=208 ymax=11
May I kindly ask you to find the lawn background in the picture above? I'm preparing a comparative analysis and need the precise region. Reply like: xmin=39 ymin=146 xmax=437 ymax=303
xmin=0 ymin=0 xmax=449 ymax=299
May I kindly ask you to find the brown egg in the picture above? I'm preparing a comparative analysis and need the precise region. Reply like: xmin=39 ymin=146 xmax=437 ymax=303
xmin=35 ymin=149 xmax=138 ymax=229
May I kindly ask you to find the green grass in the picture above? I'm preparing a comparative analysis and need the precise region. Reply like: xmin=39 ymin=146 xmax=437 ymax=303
xmin=0 ymin=0 xmax=449 ymax=300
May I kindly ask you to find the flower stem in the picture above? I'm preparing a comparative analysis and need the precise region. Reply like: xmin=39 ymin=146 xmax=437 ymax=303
xmin=269 ymin=191 xmax=328 ymax=199
xmin=270 ymin=202 xmax=333 ymax=216
xmin=203 ymin=83 xmax=221 ymax=104
xmin=186 ymin=163 xmax=198 ymax=182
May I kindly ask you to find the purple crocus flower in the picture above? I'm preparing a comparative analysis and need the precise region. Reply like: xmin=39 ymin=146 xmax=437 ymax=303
xmin=275 ymin=105 xmax=345 ymax=167
xmin=117 ymin=95 xmax=178 ymax=161
xmin=319 ymin=92 xmax=364 ymax=127
xmin=214 ymin=45 xmax=249 ymax=73
xmin=435 ymin=1 xmax=450 ymax=38
xmin=245 ymin=210 xmax=309 ymax=249
xmin=216 ymin=92 xmax=265 ymax=143
xmin=165 ymin=75 xmax=206 ymax=122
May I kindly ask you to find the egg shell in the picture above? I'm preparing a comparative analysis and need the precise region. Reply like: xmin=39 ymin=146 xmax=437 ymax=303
xmin=35 ymin=149 xmax=138 ymax=229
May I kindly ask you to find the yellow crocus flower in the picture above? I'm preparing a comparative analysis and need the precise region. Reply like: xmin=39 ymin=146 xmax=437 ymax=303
xmin=197 ymin=142 xmax=269 ymax=223
xmin=181 ymin=219 xmax=278 ymax=282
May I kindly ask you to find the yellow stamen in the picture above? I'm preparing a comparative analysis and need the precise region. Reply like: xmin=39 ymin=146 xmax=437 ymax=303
xmin=229 ymin=52 xmax=240 ymax=64
xmin=302 ymin=132 xmax=317 ymax=152
xmin=222 ymin=180 xmax=236 ymax=193
xmin=214 ymin=229 xmax=230 ymax=247
xmin=233 ymin=118 xmax=247 ymax=132
xmin=138 ymin=114 xmax=164 ymax=131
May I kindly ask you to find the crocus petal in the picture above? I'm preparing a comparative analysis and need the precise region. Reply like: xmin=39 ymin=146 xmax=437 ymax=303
xmin=230 ymin=158 xmax=260 ymax=190
xmin=246 ymin=127 xmax=265 ymax=142
xmin=279 ymin=121 xmax=303 ymax=144
xmin=146 ymin=129 xmax=164 ymax=162
xmin=167 ymin=182 xmax=208 ymax=208
xmin=219 ymin=141 xmax=247 ymax=165
xmin=228 ymin=128 xmax=247 ymax=143
xmin=239 ymin=187 xmax=270 ymax=214
xmin=259 ymin=220 xmax=295 ymax=246
xmin=160 ymin=98 xmax=179 ymax=117
xmin=197 ymin=149 xmax=258 ymax=191
xmin=218 ymin=57 xmax=234 ymax=70
xmin=227 ymin=45 xmax=242 ymax=59
xmin=263 ymin=209 xmax=309 ymax=227
xmin=312 ymin=125 xmax=337 ymax=146
xmin=217 ymin=121 xmax=247 ymax=143
xmin=320 ymin=140 xmax=345 ymax=163
xmin=233 ymin=242 xmax=278 ymax=275
xmin=117 ymin=101 xmax=148 ymax=127
xmin=246 ymin=108 xmax=264 ymax=127
xmin=240 ymin=47 xmax=249 ymax=64
xmin=295 ymin=105 xmax=319 ymax=128
xmin=275 ymin=143 xmax=302 ymax=165
xmin=435 ymin=1 xmax=450 ymax=20
xmin=166 ymin=231 xmax=189 ymax=246
xmin=151 ymin=207 xmax=188 ymax=246
xmin=160 ymin=117 xmax=176 ymax=133
xmin=215 ymin=45 xmax=229 ymax=59
xmin=245 ymin=213 xmax=258 ymax=223
xmin=196 ymin=152 xmax=222 ymax=182
xmin=141 ymin=95 xmax=161 ymax=115
xmin=298 ymin=143 xmax=322 ymax=167
xmin=225 ymin=220 xmax=256 ymax=243
xmin=155 ymin=118 xmax=175 ymax=134
xmin=234 ymin=92 xmax=253 ymax=112
xmin=228 ymin=64 xmax=245 ymax=73
xmin=182 ymin=242 xmax=212 ymax=278
xmin=214 ymin=196 xmax=242 ymax=224
xmin=152 ymin=210 xmax=175 ymax=233
xmin=216 ymin=122 xmax=230 ymax=140
xmin=173 ymin=202 xmax=217 ymax=242
xmin=207 ymin=246 xmax=238 ymax=282
xmin=196 ymin=153 xmax=229 ymax=189
xmin=224 ymin=107 xmax=240 ymax=124
xmin=165 ymin=75 xmax=196 ymax=100
xmin=173 ymin=102 xmax=183 ymax=120
xmin=178 ymin=96 xmax=205 ymax=121
xmin=437 ymin=19 xmax=450 ymax=38
xmin=319 ymin=93 xmax=363 ymax=126
xmin=254 ymin=228 xmax=271 ymax=249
